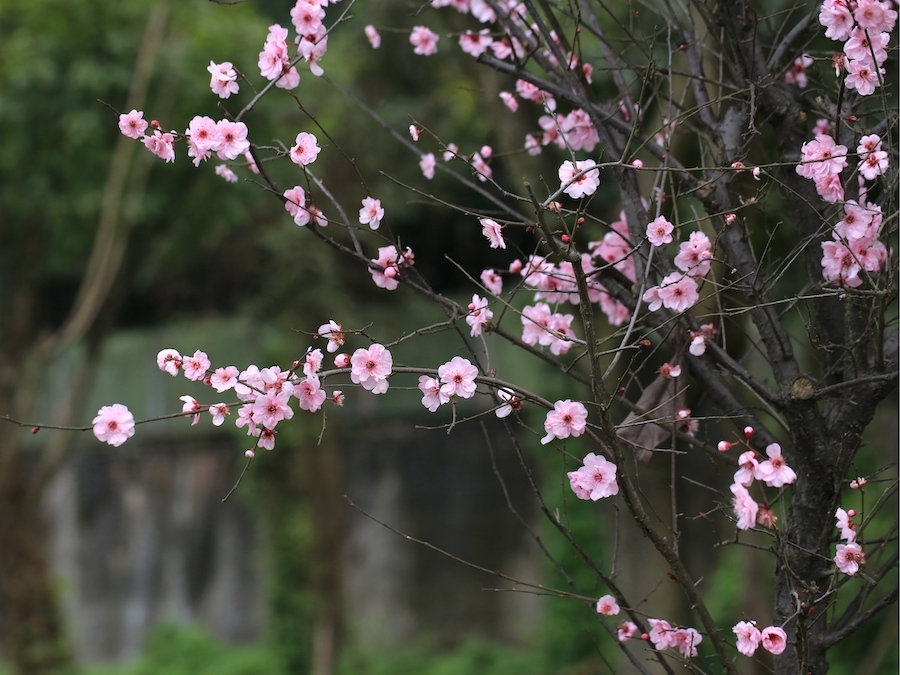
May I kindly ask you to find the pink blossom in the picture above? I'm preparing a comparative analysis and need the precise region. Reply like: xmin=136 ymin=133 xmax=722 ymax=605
xmin=659 ymin=362 xmax=681 ymax=379
xmin=438 ymin=356 xmax=479 ymax=399
xmin=835 ymin=507 xmax=857 ymax=542
xmin=480 ymin=218 xmax=506 ymax=249
xmin=850 ymin=476 xmax=867 ymax=489
xmin=364 ymin=25 xmax=381 ymax=49
xmin=673 ymin=231 xmax=713 ymax=277
xmin=760 ymin=626 xmax=788 ymax=655
xmin=480 ymin=268 xmax=503 ymax=295
xmin=143 ymin=130 xmax=175 ymax=163
xmin=157 ymin=348 xmax=183 ymax=376
xmin=209 ymin=403 xmax=230 ymax=426
xmin=350 ymin=344 xmax=393 ymax=394
xmin=185 ymin=115 xmax=219 ymax=166
xmin=618 ymin=621 xmax=638 ymax=642
xmin=318 ymin=320 xmax=344 ymax=353
xmin=215 ymin=120 xmax=250 ymax=160
xmin=596 ymin=594 xmax=620 ymax=616
xmin=821 ymin=239 xmax=862 ymax=287
xmin=410 ymin=26 xmax=439 ymax=55
xmin=207 ymin=60 xmax=239 ymax=99
xmin=819 ymin=0 xmax=855 ymax=41
xmin=283 ymin=186 xmax=310 ymax=226
xmin=470 ymin=150 xmax=492 ymax=182
xmin=118 ymin=109 xmax=148 ymax=139
xmin=252 ymin=390 xmax=294 ymax=429
xmin=646 ymin=216 xmax=674 ymax=246
xmin=835 ymin=542 xmax=865 ymax=575
xmin=655 ymin=273 xmax=700 ymax=313
xmin=521 ymin=302 xmax=553 ymax=346
xmin=92 ymin=404 xmax=136 ymax=447
xmin=458 ymin=29 xmax=493 ymax=57
xmin=648 ymin=619 xmax=675 ymax=650
xmin=757 ymin=506 xmax=778 ymax=528
xmin=783 ymin=54 xmax=813 ymax=88
xmin=755 ymin=443 xmax=797 ymax=487
xmin=359 ymin=197 xmax=384 ymax=230
xmin=275 ymin=66 xmax=301 ymax=90
xmin=859 ymin=149 xmax=889 ymax=180
xmin=796 ymin=134 xmax=848 ymax=180
xmin=290 ymin=132 xmax=321 ymax=166
xmin=558 ymin=159 xmax=600 ymax=199
xmin=257 ymin=427 xmax=276 ymax=451
xmin=299 ymin=34 xmax=328 ymax=77
xmin=235 ymin=403 xmax=257 ymax=435
xmin=180 ymin=395 xmax=202 ymax=426
xmin=418 ymin=375 xmax=449 ymax=412
xmin=731 ymin=482 xmax=759 ymax=530
xmin=547 ymin=312 xmax=576 ymax=355
xmin=291 ymin=0 xmax=325 ymax=36
xmin=215 ymin=165 xmax=238 ymax=183
xmin=182 ymin=350 xmax=210 ymax=381
xmin=495 ymin=388 xmax=521 ymax=419
xmin=302 ymin=348 xmax=323 ymax=378
xmin=466 ymin=294 xmax=493 ymax=336
xmin=370 ymin=245 xmax=400 ymax=290
xmin=845 ymin=59 xmax=885 ymax=96
xmin=844 ymin=28 xmax=890 ymax=66
xmin=733 ymin=621 xmax=761 ymax=656
xmin=210 ymin=366 xmax=239 ymax=392
xmin=670 ymin=628 xmax=702 ymax=658
xmin=334 ymin=353 xmax=350 ymax=368
xmin=420 ymin=153 xmax=436 ymax=179
xmin=294 ymin=377 xmax=327 ymax=412
xmin=499 ymin=91 xmax=518 ymax=112
xmin=854 ymin=0 xmax=898 ymax=32
xmin=567 ymin=452 xmax=618 ymax=499
xmin=734 ymin=450 xmax=759 ymax=486
xmin=244 ymin=151 xmax=259 ymax=174
xmin=542 ymin=399 xmax=588 ymax=445
xmin=689 ymin=333 xmax=706 ymax=356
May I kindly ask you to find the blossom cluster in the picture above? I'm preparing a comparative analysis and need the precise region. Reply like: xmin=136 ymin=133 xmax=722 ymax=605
xmin=819 ymin=0 xmax=896 ymax=96
xmin=732 ymin=621 xmax=788 ymax=657
xmin=728 ymin=442 xmax=796 ymax=530
xmin=834 ymin=507 xmax=866 ymax=574
xmin=642 ymin=227 xmax=713 ymax=314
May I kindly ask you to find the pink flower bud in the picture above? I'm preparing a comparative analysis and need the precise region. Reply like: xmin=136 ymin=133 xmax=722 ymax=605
xmin=383 ymin=266 xmax=397 ymax=278
xmin=718 ymin=440 xmax=732 ymax=452
xmin=334 ymin=353 xmax=351 ymax=368
xmin=744 ymin=426 xmax=754 ymax=439
xmin=725 ymin=213 xmax=737 ymax=225
xmin=245 ymin=449 xmax=255 ymax=458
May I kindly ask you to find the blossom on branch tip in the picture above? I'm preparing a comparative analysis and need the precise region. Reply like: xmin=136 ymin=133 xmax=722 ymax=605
xmin=410 ymin=26 xmax=439 ymax=55
xmin=143 ymin=130 xmax=175 ymax=163
xmin=183 ymin=350 xmax=211 ymax=381
xmin=207 ymin=60 xmax=239 ymax=99
xmin=359 ymin=197 xmax=384 ymax=230
xmin=420 ymin=153 xmax=436 ymax=179
xmin=119 ymin=109 xmax=148 ymax=139
xmin=364 ymin=25 xmax=381 ymax=49
xmin=731 ymin=483 xmax=758 ymax=530
xmin=92 ymin=404 xmax=136 ymax=447
xmin=480 ymin=218 xmax=505 ymax=249
xmin=318 ymin=320 xmax=344 ymax=353
xmin=284 ymin=186 xmax=309 ymax=226
xmin=438 ymin=356 xmax=478 ymax=399
xmin=215 ymin=121 xmax=250 ymax=160
xmin=835 ymin=542 xmax=865 ymax=575
xmin=180 ymin=395 xmax=202 ymax=426
xmin=542 ymin=400 xmax=588 ymax=445
xmin=733 ymin=621 xmax=761 ymax=656
xmin=754 ymin=443 xmax=797 ymax=487
xmin=465 ymin=294 xmax=493 ymax=337
xmin=617 ymin=621 xmax=638 ymax=642
xmin=209 ymin=403 xmax=230 ymax=426
xmin=646 ymin=216 xmax=674 ymax=246
xmin=760 ymin=626 xmax=788 ymax=655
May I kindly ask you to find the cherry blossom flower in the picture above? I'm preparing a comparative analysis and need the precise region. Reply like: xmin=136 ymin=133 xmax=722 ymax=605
xmin=318 ymin=320 xmax=344 ymax=353
xmin=480 ymin=268 xmax=503 ymax=295
xmin=757 ymin=506 xmax=778 ymax=528
xmin=92 ymin=404 xmax=136 ymax=447
xmin=796 ymin=134 xmax=848 ymax=180
xmin=257 ymin=427 xmax=276 ymax=451
xmin=480 ymin=218 xmax=506 ymax=249
xmin=209 ymin=403 xmax=230 ymax=426
xmin=215 ymin=165 xmax=238 ymax=183
xmin=207 ymin=60 xmax=239 ymax=98
xmin=410 ymin=26 xmax=439 ymax=55
xmin=359 ymin=197 xmax=384 ymax=230
xmin=350 ymin=344 xmax=393 ymax=394
xmin=118 ymin=109 xmax=148 ymax=139
xmin=670 ymin=628 xmax=702 ymax=658
xmin=568 ymin=452 xmax=619 ymax=499
xmin=302 ymin=348 xmax=323 ymax=379
xmin=185 ymin=115 xmax=219 ymax=166
xmin=210 ymin=366 xmax=239 ymax=392
xmin=465 ymin=294 xmax=493 ymax=336
xmin=845 ymin=59 xmax=885 ymax=96
xmin=143 ymin=130 xmax=175 ymax=163
xmin=596 ymin=595 xmax=620 ymax=616
xmin=499 ymin=91 xmax=518 ymax=112
xmin=854 ymin=0 xmax=898 ymax=32
xmin=180 ymin=395 xmax=202 ymax=426
xmin=157 ymin=348 xmax=183 ymax=376
xmin=734 ymin=450 xmax=759 ymax=486
xmin=783 ymin=54 xmax=813 ymax=88
xmin=819 ymin=0 xmax=855 ymax=40
xmin=835 ymin=507 xmax=857 ymax=542
xmin=294 ymin=377 xmax=326 ymax=412
xmin=182 ymin=350 xmax=210 ymax=381
xmin=733 ymin=621 xmax=761 ymax=656
xmin=558 ymin=159 xmax=600 ymax=198
xmin=618 ymin=621 xmax=638 ymax=642
xmin=495 ymin=388 xmax=522 ymax=418
xmin=252 ymin=390 xmax=294 ymax=429
xmin=731 ymin=482 xmax=759 ymax=530
xmin=755 ymin=443 xmax=797 ymax=487
xmin=654 ymin=273 xmax=700 ymax=313
xmin=648 ymin=619 xmax=675 ymax=650
xmin=659 ymin=362 xmax=681 ymax=379
xmin=850 ymin=477 xmax=867 ymax=489
xmin=420 ymin=153 xmax=436 ymax=179
xmin=284 ymin=186 xmax=310 ymax=226
xmin=688 ymin=333 xmax=707 ymax=356
xmin=674 ymin=231 xmax=713 ymax=277
xmin=290 ymin=132 xmax=321 ymax=166
xmin=364 ymin=25 xmax=381 ymax=49
xmin=418 ymin=375 xmax=449 ymax=412
xmin=542 ymin=399 xmax=588 ymax=445
xmin=259 ymin=24 xmax=289 ymax=80
xmin=438 ymin=356 xmax=479 ymax=399
xmin=215 ymin=120 xmax=250 ymax=160
xmin=459 ymin=29 xmax=493 ymax=57
xmin=521 ymin=302 xmax=554 ymax=346
xmin=835 ymin=541 xmax=865 ymax=575
xmin=760 ymin=626 xmax=788 ymax=655
xmin=291 ymin=0 xmax=325 ymax=35
xmin=646 ymin=216 xmax=674 ymax=246
xmin=370 ymin=245 xmax=401 ymax=290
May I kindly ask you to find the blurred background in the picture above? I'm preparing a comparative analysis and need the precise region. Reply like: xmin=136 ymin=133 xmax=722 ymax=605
xmin=0 ymin=1 xmax=896 ymax=674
